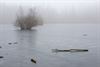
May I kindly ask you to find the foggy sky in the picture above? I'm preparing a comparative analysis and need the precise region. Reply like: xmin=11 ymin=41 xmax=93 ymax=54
xmin=0 ymin=0 xmax=100 ymax=24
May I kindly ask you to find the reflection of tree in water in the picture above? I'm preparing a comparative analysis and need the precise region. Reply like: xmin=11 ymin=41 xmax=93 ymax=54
xmin=15 ymin=30 xmax=37 ymax=54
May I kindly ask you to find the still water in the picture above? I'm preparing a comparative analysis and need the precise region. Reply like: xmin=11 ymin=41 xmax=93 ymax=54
xmin=0 ymin=24 xmax=99 ymax=67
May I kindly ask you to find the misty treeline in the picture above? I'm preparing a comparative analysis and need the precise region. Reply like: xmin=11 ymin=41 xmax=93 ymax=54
xmin=15 ymin=7 xmax=43 ymax=30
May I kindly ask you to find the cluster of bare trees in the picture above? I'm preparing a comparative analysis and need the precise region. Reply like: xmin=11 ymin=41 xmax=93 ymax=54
xmin=15 ymin=7 xmax=43 ymax=30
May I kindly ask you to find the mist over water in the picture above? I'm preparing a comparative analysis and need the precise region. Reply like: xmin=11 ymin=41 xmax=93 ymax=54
xmin=0 ymin=0 xmax=100 ymax=24
xmin=0 ymin=0 xmax=99 ymax=67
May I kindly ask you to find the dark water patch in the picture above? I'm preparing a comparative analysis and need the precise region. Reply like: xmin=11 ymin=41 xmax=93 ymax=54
xmin=13 ymin=42 xmax=18 ymax=44
xmin=8 ymin=43 xmax=12 ymax=45
xmin=0 ymin=46 xmax=2 ymax=48
xmin=0 ymin=56 xmax=4 ymax=59
xmin=83 ymin=34 xmax=88 ymax=36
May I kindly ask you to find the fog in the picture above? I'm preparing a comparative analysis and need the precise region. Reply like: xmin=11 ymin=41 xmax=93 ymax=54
xmin=0 ymin=0 xmax=100 ymax=24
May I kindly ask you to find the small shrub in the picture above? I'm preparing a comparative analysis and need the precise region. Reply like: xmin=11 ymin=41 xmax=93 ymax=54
xmin=15 ymin=7 xmax=43 ymax=30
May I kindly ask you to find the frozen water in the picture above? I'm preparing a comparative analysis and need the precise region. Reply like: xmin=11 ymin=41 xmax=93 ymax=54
xmin=0 ymin=24 xmax=99 ymax=67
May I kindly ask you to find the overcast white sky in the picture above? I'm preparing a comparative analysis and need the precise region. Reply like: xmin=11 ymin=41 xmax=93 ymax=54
xmin=0 ymin=0 xmax=100 ymax=24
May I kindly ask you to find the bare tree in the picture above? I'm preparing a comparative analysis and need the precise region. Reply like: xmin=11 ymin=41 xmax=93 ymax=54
xmin=15 ymin=7 xmax=43 ymax=30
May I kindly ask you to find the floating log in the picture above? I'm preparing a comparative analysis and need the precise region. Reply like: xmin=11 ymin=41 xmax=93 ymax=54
xmin=31 ymin=59 xmax=36 ymax=64
xmin=52 ymin=49 xmax=88 ymax=53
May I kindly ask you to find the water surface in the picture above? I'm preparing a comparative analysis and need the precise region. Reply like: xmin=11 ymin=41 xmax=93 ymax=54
xmin=0 ymin=24 xmax=99 ymax=67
